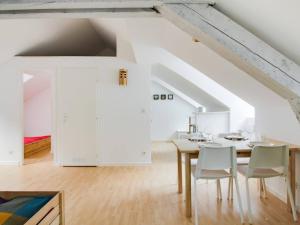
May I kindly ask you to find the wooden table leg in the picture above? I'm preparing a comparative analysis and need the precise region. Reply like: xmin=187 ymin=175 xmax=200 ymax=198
xmin=288 ymin=150 xmax=296 ymax=212
xmin=185 ymin=153 xmax=192 ymax=217
xmin=177 ymin=149 xmax=182 ymax=194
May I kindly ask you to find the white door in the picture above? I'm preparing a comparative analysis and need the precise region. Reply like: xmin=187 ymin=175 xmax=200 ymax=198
xmin=57 ymin=67 xmax=98 ymax=166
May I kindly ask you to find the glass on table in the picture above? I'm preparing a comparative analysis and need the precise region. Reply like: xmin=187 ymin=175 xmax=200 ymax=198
xmin=249 ymin=132 xmax=263 ymax=142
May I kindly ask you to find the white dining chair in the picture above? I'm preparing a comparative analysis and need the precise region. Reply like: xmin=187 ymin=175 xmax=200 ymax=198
xmin=217 ymin=132 xmax=253 ymax=200
xmin=192 ymin=146 xmax=244 ymax=225
xmin=191 ymin=159 xmax=223 ymax=200
xmin=237 ymin=145 xmax=297 ymax=224
xmin=228 ymin=158 xmax=268 ymax=200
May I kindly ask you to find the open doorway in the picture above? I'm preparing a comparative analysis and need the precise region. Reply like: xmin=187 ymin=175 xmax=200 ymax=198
xmin=23 ymin=70 xmax=54 ymax=165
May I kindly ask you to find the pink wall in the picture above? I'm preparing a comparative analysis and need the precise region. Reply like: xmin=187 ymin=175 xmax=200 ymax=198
xmin=24 ymin=88 xmax=51 ymax=137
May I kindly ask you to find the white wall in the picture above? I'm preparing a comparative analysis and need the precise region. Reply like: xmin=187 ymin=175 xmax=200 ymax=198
xmin=24 ymin=88 xmax=51 ymax=137
xmin=197 ymin=112 xmax=230 ymax=135
xmin=152 ymin=64 xmax=229 ymax=112
xmin=151 ymin=82 xmax=196 ymax=141
xmin=128 ymin=18 xmax=255 ymax=131
xmin=97 ymin=59 xmax=151 ymax=164
xmin=0 ymin=66 xmax=23 ymax=165
xmin=253 ymin=90 xmax=300 ymax=203
xmin=133 ymin=46 xmax=255 ymax=132
xmin=0 ymin=57 xmax=151 ymax=166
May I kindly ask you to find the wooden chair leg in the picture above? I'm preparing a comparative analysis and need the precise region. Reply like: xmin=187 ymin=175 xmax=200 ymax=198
xmin=230 ymin=177 xmax=234 ymax=200
xmin=227 ymin=177 xmax=232 ymax=200
xmin=287 ymin=177 xmax=298 ymax=222
xmin=216 ymin=180 xmax=219 ymax=199
xmin=228 ymin=177 xmax=234 ymax=200
xmin=259 ymin=178 xmax=263 ymax=198
xmin=257 ymin=179 xmax=260 ymax=191
xmin=194 ymin=179 xmax=199 ymax=225
xmin=262 ymin=178 xmax=268 ymax=199
xmin=217 ymin=179 xmax=222 ymax=200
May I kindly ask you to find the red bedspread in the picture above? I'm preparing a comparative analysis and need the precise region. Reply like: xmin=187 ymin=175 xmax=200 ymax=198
xmin=24 ymin=136 xmax=51 ymax=145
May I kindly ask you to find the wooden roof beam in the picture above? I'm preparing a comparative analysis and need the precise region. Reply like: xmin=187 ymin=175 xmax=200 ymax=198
xmin=157 ymin=3 xmax=300 ymax=121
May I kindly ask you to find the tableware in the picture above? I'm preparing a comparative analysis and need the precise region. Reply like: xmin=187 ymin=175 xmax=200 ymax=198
xmin=248 ymin=141 xmax=274 ymax=148
xmin=188 ymin=137 xmax=207 ymax=142
xmin=224 ymin=135 xmax=248 ymax=141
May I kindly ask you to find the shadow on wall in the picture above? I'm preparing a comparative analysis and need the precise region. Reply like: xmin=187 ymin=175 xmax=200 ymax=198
xmin=18 ymin=19 xmax=116 ymax=57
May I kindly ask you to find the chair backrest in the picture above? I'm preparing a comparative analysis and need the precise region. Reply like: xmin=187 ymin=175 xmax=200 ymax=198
xmin=195 ymin=146 xmax=237 ymax=177
xmin=248 ymin=145 xmax=289 ymax=175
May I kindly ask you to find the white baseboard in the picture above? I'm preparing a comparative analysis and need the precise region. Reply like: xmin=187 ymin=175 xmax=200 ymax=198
xmin=0 ymin=161 xmax=21 ymax=166
xmin=267 ymin=184 xmax=300 ymax=212
xmin=98 ymin=162 xmax=152 ymax=166
xmin=266 ymin=184 xmax=287 ymax=203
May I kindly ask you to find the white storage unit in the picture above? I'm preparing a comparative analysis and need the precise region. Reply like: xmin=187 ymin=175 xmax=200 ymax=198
xmin=53 ymin=59 xmax=151 ymax=166
xmin=56 ymin=67 xmax=98 ymax=166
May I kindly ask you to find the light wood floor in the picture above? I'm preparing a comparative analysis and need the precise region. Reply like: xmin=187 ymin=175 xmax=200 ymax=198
xmin=0 ymin=142 xmax=299 ymax=225
xmin=24 ymin=149 xmax=53 ymax=165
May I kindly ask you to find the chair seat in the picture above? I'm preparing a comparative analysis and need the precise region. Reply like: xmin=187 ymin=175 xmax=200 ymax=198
xmin=192 ymin=166 xmax=231 ymax=179
xmin=237 ymin=165 xmax=281 ymax=178
xmin=237 ymin=157 xmax=250 ymax=165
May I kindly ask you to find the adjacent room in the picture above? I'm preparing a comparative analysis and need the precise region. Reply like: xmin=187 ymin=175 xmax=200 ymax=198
xmin=0 ymin=1 xmax=299 ymax=225
xmin=23 ymin=71 xmax=53 ymax=165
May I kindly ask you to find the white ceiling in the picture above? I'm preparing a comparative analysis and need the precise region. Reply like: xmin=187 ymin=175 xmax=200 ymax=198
xmin=0 ymin=18 xmax=116 ymax=60
xmin=1 ymin=1 xmax=299 ymax=105
xmin=4 ymin=17 xmax=252 ymax=112
xmin=152 ymin=64 xmax=229 ymax=112
xmin=214 ymin=0 xmax=300 ymax=65
xmin=0 ymin=1 xmax=298 ymax=64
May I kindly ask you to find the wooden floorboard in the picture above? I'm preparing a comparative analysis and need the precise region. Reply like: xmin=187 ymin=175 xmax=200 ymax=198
xmin=24 ymin=148 xmax=53 ymax=165
xmin=0 ymin=142 xmax=298 ymax=225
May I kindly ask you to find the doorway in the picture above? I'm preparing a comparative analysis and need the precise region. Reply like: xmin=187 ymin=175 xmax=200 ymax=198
xmin=22 ymin=70 xmax=54 ymax=165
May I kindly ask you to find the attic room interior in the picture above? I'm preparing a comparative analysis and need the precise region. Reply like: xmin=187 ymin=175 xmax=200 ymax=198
xmin=0 ymin=1 xmax=299 ymax=225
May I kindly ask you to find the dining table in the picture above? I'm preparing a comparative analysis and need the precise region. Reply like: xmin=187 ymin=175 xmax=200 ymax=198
xmin=172 ymin=138 xmax=300 ymax=217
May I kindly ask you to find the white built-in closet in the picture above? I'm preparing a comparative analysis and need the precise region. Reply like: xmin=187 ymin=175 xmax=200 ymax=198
xmin=54 ymin=61 xmax=151 ymax=166
xmin=56 ymin=68 xmax=98 ymax=166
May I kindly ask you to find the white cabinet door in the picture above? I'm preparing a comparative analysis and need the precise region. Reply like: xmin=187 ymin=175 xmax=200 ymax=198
xmin=57 ymin=67 xmax=97 ymax=166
